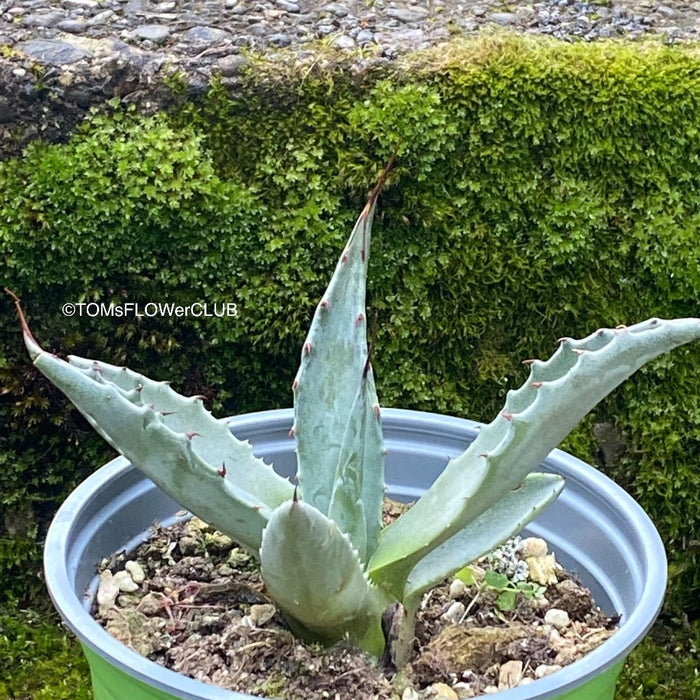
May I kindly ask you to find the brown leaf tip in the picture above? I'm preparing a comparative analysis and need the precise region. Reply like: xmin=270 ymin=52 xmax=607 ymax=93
xmin=5 ymin=288 xmax=42 ymax=359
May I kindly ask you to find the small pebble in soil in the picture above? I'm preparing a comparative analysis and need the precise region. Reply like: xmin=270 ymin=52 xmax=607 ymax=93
xmin=442 ymin=600 xmax=466 ymax=624
xmin=449 ymin=578 xmax=467 ymax=598
xmin=125 ymin=560 xmax=145 ymax=584
xmin=535 ymin=663 xmax=563 ymax=678
xmin=545 ymin=607 xmax=572 ymax=629
xmin=113 ymin=569 xmax=139 ymax=593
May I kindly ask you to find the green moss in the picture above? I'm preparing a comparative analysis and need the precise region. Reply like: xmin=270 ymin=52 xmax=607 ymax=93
xmin=0 ymin=605 xmax=91 ymax=699
xmin=617 ymin=620 xmax=700 ymax=700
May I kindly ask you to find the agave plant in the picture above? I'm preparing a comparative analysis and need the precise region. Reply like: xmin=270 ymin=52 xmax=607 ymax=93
xmin=8 ymin=163 xmax=700 ymax=666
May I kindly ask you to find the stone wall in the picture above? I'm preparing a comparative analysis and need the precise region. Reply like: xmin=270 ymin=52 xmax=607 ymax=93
xmin=1 ymin=0 xmax=699 ymax=158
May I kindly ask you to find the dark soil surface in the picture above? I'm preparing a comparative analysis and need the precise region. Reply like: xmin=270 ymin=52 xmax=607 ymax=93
xmin=92 ymin=505 xmax=618 ymax=699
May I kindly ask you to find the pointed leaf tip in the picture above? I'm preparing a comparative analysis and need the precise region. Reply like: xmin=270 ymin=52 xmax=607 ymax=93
xmin=5 ymin=288 xmax=42 ymax=361
xmin=365 ymin=141 xmax=401 ymax=213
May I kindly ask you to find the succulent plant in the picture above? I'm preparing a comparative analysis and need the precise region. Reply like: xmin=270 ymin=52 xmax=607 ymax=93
xmin=8 ymin=161 xmax=700 ymax=665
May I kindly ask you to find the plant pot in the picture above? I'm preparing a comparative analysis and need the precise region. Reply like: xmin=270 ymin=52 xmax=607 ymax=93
xmin=44 ymin=408 xmax=666 ymax=700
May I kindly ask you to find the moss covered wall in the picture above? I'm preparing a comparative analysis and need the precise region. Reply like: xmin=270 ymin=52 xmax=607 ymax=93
xmin=1 ymin=35 xmax=698 ymax=617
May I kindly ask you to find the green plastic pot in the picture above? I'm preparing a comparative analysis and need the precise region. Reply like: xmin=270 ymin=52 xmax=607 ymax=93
xmin=44 ymin=409 xmax=666 ymax=699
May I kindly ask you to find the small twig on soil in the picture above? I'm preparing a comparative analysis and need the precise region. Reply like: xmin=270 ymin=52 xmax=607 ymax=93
xmin=235 ymin=641 xmax=272 ymax=654
xmin=335 ymin=668 xmax=366 ymax=681
xmin=580 ymin=627 xmax=607 ymax=640
xmin=461 ymin=586 xmax=483 ymax=623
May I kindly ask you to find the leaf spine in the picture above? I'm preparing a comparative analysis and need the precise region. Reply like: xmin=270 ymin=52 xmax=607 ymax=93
xmin=218 ymin=463 xmax=227 ymax=477
xmin=363 ymin=311 xmax=379 ymax=379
